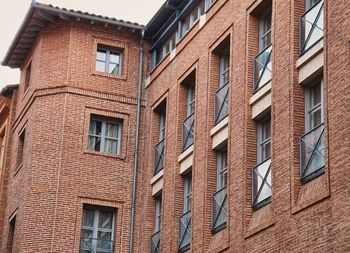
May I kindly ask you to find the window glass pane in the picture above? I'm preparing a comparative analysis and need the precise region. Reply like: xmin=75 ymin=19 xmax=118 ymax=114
xmin=97 ymin=50 xmax=107 ymax=61
xmin=312 ymin=84 xmax=321 ymax=106
xmin=81 ymin=229 xmax=94 ymax=239
xmin=82 ymin=209 xmax=95 ymax=227
xmin=89 ymin=120 xmax=102 ymax=136
xmin=105 ymin=123 xmax=119 ymax=138
xmin=109 ymin=52 xmax=120 ymax=64
xmin=96 ymin=61 xmax=106 ymax=72
xmin=312 ymin=108 xmax=322 ymax=128
xmin=104 ymin=139 xmax=118 ymax=154
xmin=88 ymin=136 xmax=101 ymax=152
xmin=97 ymin=231 xmax=112 ymax=240
xmin=109 ymin=63 xmax=120 ymax=75
xmin=98 ymin=211 xmax=113 ymax=230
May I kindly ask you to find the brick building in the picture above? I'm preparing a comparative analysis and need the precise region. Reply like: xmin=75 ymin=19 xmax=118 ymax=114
xmin=0 ymin=0 xmax=349 ymax=253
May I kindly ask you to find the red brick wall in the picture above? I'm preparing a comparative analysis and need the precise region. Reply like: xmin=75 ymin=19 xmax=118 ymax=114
xmin=0 ymin=18 xmax=149 ymax=253
xmin=141 ymin=0 xmax=350 ymax=252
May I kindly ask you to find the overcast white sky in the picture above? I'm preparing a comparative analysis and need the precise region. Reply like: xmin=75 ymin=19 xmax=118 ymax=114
xmin=0 ymin=0 xmax=164 ymax=88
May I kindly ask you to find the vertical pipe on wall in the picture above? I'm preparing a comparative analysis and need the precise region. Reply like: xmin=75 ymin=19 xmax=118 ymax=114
xmin=129 ymin=29 xmax=145 ymax=253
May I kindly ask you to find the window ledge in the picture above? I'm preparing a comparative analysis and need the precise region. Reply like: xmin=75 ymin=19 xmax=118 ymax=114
xmin=178 ymin=145 xmax=194 ymax=163
xmin=151 ymin=169 xmax=164 ymax=185
xmin=83 ymin=150 xmax=125 ymax=160
xmin=92 ymin=70 xmax=127 ymax=81
xmin=296 ymin=39 xmax=323 ymax=69
xmin=210 ymin=117 xmax=228 ymax=137
xmin=249 ymin=81 xmax=271 ymax=106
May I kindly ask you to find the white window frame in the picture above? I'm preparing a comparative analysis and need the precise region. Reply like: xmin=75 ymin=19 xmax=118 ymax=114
xmin=155 ymin=197 xmax=162 ymax=232
xmin=88 ymin=117 xmax=122 ymax=156
xmin=216 ymin=150 xmax=228 ymax=191
xmin=305 ymin=79 xmax=324 ymax=132
xmin=96 ymin=47 xmax=122 ymax=76
xmin=257 ymin=116 xmax=271 ymax=163
xmin=81 ymin=207 xmax=115 ymax=252
xmin=205 ymin=0 xmax=215 ymax=10
xmin=259 ymin=9 xmax=272 ymax=52
xmin=183 ymin=176 xmax=192 ymax=213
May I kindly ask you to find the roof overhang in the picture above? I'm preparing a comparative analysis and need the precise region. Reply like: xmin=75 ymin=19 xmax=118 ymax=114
xmin=1 ymin=2 xmax=145 ymax=69
xmin=0 ymin=84 xmax=19 ymax=97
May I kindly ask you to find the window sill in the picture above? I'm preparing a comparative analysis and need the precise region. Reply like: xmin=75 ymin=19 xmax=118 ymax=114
xmin=92 ymin=70 xmax=127 ymax=81
xmin=83 ymin=150 xmax=125 ymax=160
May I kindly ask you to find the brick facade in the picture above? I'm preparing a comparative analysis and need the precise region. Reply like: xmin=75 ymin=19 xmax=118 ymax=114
xmin=0 ymin=0 xmax=349 ymax=252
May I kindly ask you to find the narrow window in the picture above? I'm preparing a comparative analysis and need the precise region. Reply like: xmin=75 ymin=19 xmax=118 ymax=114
xmin=300 ymin=79 xmax=325 ymax=182
xmin=154 ymin=102 xmax=166 ymax=175
xmin=88 ymin=116 xmax=122 ymax=156
xmin=155 ymin=197 xmax=162 ymax=232
xmin=257 ymin=117 xmax=271 ymax=163
xmin=254 ymin=7 xmax=273 ymax=92
xmin=17 ymin=130 xmax=25 ymax=167
xmin=259 ymin=10 xmax=272 ymax=52
xmin=24 ymin=62 xmax=31 ymax=92
xmin=80 ymin=206 xmax=115 ymax=253
xmin=0 ymin=128 xmax=6 ymax=170
xmin=179 ymin=175 xmax=192 ymax=252
xmin=219 ymin=49 xmax=230 ymax=88
xmin=151 ymin=197 xmax=162 ymax=253
xmin=96 ymin=46 xmax=122 ymax=76
xmin=212 ymin=149 xmax=228 ymax=232
xmin=183 ymin=175 xmax=192 ymax=213
xmin=252 ymin=116 xmax=272 ymax=209
xmin=183 ymin=84 xmax=195 ymax=151
xmin=7 ymin=216 xmax=16 ymax=253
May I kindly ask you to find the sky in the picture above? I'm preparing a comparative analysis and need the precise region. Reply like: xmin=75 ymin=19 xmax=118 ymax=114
xmin=0 ymin=0 xmax=164 ymax=88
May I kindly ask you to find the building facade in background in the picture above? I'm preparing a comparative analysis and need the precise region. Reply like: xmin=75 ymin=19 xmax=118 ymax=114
xmin=0 ymin=0 xmax=349 ymax=252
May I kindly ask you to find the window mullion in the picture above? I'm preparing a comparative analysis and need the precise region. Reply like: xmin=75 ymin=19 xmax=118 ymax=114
xmin=93 ymin=210 xmax=99 ymax=248
xmin=105 ymin=50 xmax=110 ymax=73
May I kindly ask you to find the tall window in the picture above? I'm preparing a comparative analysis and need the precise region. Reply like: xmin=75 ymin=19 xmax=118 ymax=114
xmin=259 ymin=10 xmax=272 ymax=52
xmin=17 ymin=130 xmax=25 ymax=167
xmin=187 ymin=85 xmax=195 ymax=117
xmin=252 ymin=116 xmax=272 ymax=209
xmin=254 ymin=8 xmax=272 ymax=91
xmin=80 ymin=206 xmax=114 ymax=253
xmin=257 ymin=117 xmax=271 ymax=163
xmin=183 ymin=84 xmax=195 ymax=151
xmin=88 ymin=116 xmax=122 ymax=156
xmin=159 ymin=114 xmax=166 ymax=142
xmin=212 ymin=149 xmax=228 ymax=232
xmin=155 ymin=197 xmax=162 ymax=232
xmin=217 ymin=150 xmax=228 ymax=191
xmin=183 ymin=175 xmax=192 ymax=213
xmin=151 ymin=197 xmax=162 ymax=253
xmin=24 ymin=62 xmax=31 ymax=92
xmin=7 ymin=216 xmax=16 ymax=253
xmin=300 ymin=79 xmax=325 ymax=182
xmin=305 ymin=81 xmax=323 ymax=131
xmin=0 ymin=128 xmax=6 ymax=170
xmin=96 ymin=46 xmax=122 ymax=76
xmin=220 ymin=50 xmax=230 ymax=88
xmin=179 ymin=175 xmax=192 ymax=252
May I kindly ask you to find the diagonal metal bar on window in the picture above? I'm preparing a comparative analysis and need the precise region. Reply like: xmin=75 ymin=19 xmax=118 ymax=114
xmin=300 ymin=126 xmax=324 ymax=178
xmin=300 ymin=0 xmax=324 ymax=54
xmin=214 ymin=83 xmax=229 ymax=125
xmin=212 ymin=188 xmax=227 ymax=230
xmin=252 ymin=160 xmax=271 ymax=206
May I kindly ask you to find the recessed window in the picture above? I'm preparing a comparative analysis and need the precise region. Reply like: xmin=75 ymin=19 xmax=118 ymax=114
xmin=300 ymin=79 xmax=325 ymax=182
xmin=212 ymin=149 xmax=228 ymax=232
xmin=80 ymin=206 xmax=115 ymax=253
xmin=252 ymin=116 xmax=272 ymax=209
xmin=24 ymin=62 xmax=31 ymax=92
xmin=96 ymin=46 xmax=122 ymax=76
xmin=151 ymin=197 xmax=162 ymax=253
xmin=17 ymin=130 xmax=25 ymax=167
xmin=88 ymin=116 xmax=122 ymax=156
xmin=179 ymin=174 xmax=192 ymax=252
